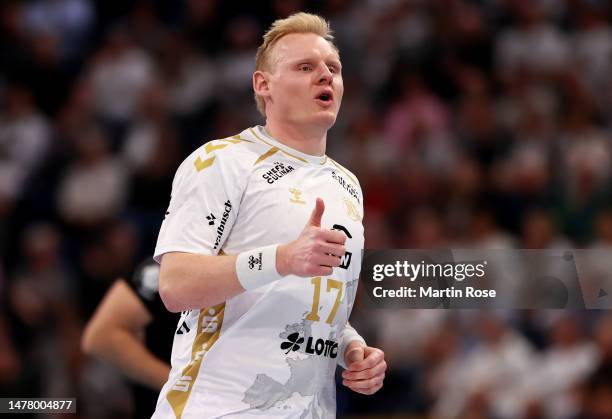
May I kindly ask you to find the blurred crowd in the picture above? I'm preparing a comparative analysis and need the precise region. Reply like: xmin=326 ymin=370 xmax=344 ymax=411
xmin=1 ymin=0 xmax=612 ymax=417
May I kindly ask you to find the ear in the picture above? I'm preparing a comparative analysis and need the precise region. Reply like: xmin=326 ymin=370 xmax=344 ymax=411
xmin=253 ymin=70 xmax=270 ymax=99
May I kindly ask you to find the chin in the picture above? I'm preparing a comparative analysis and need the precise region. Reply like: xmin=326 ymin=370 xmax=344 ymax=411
xmin=312 ymin=111 xmax=338 ymax=129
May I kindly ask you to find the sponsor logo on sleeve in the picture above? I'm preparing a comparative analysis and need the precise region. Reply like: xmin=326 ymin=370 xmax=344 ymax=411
xmin=213 ymin=200 xmax=232 ymax=250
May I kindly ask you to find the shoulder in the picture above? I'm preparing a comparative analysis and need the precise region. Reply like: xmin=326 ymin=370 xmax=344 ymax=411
xmin=327 ymin=158 xmax=361 ymax=189
xmin=177 ymin=128 xmax=274 ymax=178
xmin=326 ymin=157 xmax=364 ymax=206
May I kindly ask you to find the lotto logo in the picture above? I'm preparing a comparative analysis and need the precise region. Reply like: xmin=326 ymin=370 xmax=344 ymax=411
xmin=280 ymin=332 xmax=304 ymax=354
xmin=279 ymin=332 xmax=338 ymax=358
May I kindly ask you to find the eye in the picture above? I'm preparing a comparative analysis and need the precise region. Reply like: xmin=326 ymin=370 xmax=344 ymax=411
xmin=299 ymin=64 xmax=313 ymax=72
xmin=328 ymin=66 xmax=336 ymax=73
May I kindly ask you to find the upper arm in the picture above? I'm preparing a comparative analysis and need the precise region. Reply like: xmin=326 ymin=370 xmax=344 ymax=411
xmin=82 ymin=280 xmax=152 ymax=353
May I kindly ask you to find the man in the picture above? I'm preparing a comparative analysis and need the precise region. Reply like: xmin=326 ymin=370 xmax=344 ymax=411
xmin=81 ymin=259 xmax=176 ymax=418
xmin=153 ymin=12 xmax=386 ymax=418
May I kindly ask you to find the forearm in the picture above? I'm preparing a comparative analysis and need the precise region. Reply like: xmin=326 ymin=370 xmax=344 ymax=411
xmin=159 ymin=252 xmax=243 ymax=312
xmin=93 ymin=328 xmax=170 ymax=390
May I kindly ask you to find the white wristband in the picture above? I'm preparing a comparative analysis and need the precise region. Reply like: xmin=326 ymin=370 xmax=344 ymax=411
xmin=236 ymin=244 xmax=282 ymax=290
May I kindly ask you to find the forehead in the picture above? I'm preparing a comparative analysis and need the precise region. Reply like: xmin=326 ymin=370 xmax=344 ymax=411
xmin=270 ymin=32 xmax=340 ymax=66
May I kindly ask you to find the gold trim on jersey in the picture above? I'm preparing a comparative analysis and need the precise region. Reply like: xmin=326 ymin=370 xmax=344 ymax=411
xmin=195 ymin=137 xmax=252 ymax=173
xmin=219 ymin=135 xmax=254 ymax=144
xmin=248 ymin=128 xmax=309 ymax=164
xmin=254 ymin=147 xmax=280 ymax=165
xmin=205 ymin=142 xmax=228 ymax=154
xmin=166 ymin=303 xmax=226 ymax=418
xmin=194 ymin=156 xmax=216 ymax=172
xmin=329 ymin=158 xmax=359 ymax=186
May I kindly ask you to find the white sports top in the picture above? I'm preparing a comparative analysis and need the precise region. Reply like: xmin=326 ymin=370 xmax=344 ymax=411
xmin=152 ymin=126 xmax=364 ymax=419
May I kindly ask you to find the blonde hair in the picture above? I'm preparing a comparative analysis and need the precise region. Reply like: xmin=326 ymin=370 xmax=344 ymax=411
xmin=254 ymin=12 xmax=337 ymax=117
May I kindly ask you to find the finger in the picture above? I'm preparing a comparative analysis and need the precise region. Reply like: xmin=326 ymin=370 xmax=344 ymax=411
xmin=348 ymin=348 xmax=384 ymax=372
xmin=345 ymin=346 xmax=364 ymax=365
xmin=343 ymin=373 xmax=385 ymax=390
xmin=343 ymin=361 xmax=386 ymax=380
xmin=349 ymin=381 xmax=383 ymax=395
xmin=307 ymin=198 xmax=325 ymax=228
xmin=320 ymin=243 xmax=346 ymax=258
xmin=344 ymin=379 xmax=384 ymax=395
xmin=312 ymin=254 xmax=341 ymax=268
xmin=318 ymin=229 xmax=346 ymax=244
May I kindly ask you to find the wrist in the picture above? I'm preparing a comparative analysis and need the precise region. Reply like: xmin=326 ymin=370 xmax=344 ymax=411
xmin=276 ymin=244 xmax=290 ymax=276
xmin=236 ymin=244 xmax=283 ymax=290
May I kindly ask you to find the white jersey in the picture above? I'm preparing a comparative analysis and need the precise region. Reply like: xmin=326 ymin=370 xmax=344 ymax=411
xmin=152 ymin=126 xmax=364 ymax=419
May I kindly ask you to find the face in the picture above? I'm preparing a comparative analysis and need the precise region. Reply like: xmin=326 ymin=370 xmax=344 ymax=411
xmin=258 ymin=32 xmax=344 ymax=131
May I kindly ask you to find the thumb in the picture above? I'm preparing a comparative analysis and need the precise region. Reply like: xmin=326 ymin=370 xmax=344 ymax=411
xmin=346 ymin=345 xmax=364 ymax=366
xmin=307 ymin=198 xmax=325 ymax=227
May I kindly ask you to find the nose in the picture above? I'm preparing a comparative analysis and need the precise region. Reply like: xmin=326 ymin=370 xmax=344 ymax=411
xmin=316 ymin=64 xmax=333 ymax=85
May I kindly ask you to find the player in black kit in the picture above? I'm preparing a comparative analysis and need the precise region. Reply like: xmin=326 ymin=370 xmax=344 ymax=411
xmin=82 ymin=258 xmax=178 ymax=418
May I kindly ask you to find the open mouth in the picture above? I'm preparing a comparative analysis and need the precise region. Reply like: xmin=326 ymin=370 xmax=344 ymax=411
xmin=315 ymin=91 xmax=334 ymax=105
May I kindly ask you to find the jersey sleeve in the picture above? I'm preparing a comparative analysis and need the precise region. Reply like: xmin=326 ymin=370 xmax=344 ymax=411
xmin=154 ymin=142 xmax=248 ymax=261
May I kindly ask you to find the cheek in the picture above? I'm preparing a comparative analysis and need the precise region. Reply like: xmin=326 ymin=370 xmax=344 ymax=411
xmin=335 ymin=81 xmax=344 ymax=104
xmin=275 ymin=79 xmax=305 ymax=102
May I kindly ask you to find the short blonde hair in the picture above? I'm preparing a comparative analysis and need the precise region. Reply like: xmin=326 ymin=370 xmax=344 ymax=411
xmin=254 ymin=12 xmax=337 ymax=117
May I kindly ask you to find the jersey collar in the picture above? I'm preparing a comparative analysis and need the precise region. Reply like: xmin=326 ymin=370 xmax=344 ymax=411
xmin=250 ymin=125 xmax=328 ymax=166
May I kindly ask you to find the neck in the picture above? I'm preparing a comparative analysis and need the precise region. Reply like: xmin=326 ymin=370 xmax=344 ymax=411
xmin=264 ymin=119 xmax=327 ymax=156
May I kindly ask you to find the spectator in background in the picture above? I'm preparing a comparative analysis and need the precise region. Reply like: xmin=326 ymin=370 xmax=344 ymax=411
xmin=524 ymin=314 xmax=599 ymax=419
xmin=432 ymin=313 xmax=535 ymax=419
xmin=571 ymin=2 xmax=612 ymax=112
xmin=20 ymin=0 xmax=94 ymax=62
xmin=157 ymin=32 xmax=216 ymax=121
xmin=496 ymin=0 xmax=569 ymax=79
xmin=16 ymin=31 xmax=72 ymax=116
xmin=217 ymin=14 xmax=262 ymax=118
xmin=383 ymin=73 xmax=452 ymax=161
xmin=85 ymin=25 xmax=154 ymax=142
xmin=0 ymin=85 xmax=50 ymax=217
xmin=578 ymin=314 xmax=612 ymax=419
xmin=57 ymin=124 xmax=128 ymax=227
xmin=8 ymin=223 xmax=81 ymax=399
xmin=521 ymin=209 xmax=570 ymax=250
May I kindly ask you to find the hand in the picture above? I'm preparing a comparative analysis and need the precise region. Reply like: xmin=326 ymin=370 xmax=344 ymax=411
xmin=342 ymin=343 xmax=386 ymax=395
xmin=277 ymin=198 xmax=347 ymax=277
